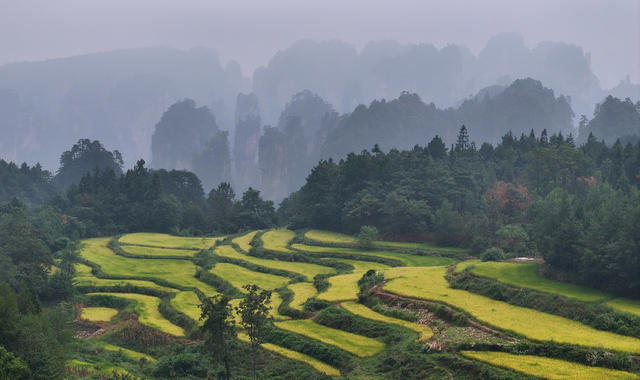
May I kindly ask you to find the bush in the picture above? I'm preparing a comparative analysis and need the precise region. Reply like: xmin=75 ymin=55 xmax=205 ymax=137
xmin=153 ymin=352 xmax=207 ymax=377
xmin=481 ymin=247 xmax=505 ymax=262
xmin=357 ymin=225 xmax=378 ymax=249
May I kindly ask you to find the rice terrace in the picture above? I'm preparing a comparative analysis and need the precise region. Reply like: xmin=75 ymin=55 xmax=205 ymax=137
xmin=66 ymin=229 xmax=640 ymax=379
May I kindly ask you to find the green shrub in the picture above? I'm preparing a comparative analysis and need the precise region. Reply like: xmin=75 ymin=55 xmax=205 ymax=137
xmin=356 ymin=225 xmax=378 ymax=249
xmin=481 ymin=247 xmax=505 ymax=262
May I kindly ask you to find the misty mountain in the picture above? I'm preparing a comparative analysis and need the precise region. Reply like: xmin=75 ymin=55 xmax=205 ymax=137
xmin=0 ymin=46 xmax=247 ymax=169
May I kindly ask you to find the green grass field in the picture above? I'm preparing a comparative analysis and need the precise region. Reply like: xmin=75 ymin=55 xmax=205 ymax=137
xmin=317 ymin=272 xmax=364 ymax=302
xmin=341 ymin=301 xmax=433 ymax=341
xmin=170 ymin=291 xmax=203 ymax=324
xmin=238 ymin=333 xmax=340 ymax=376
xmin=305 ymin=229 xmax=468 ymax=254
xmin=214 ymin=245 xmax=334 ymax=280
xmin=454 ymin=259 xmax=481 ymax=273
xmin=119 ymin=244 xmax=196 ymax=257
xmin=292 ymin=243 xmax=456 ymax=267
xmin=80 ymin=307 xmax=118 ymax=322
xmin=461 ymin=351 xmax=639 ymax=380
xmin=233 ymin=230 xmax=259 ymax=252
xmin=288 ymin=282 xmax=317 ymax=311
xmin=261 ymin=228 xmax=296 ymax=253
xmin=323 ymin=258 xmax=390 ymax=272
xmin=209 ymin=263 xmax=290 ymax=293
xmin=87 ymin=292 xmax=184 ymax=336
xmin=383 ymin=266 xmax=640 ymax=353
xmin=96 ymin=342 xmax=157 ymax=363
xmin=119 ymin=232 xmax=222 ymax=249
xmin=79 ymin=238 xmax=218 ymax=296
xmin=275 ymin=320 xmax=385 ymax=357
xmin=74 ymin=263 xmax=178 ymax=293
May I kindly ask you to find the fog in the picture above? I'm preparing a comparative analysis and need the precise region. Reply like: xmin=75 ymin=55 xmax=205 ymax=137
xmin=1 ymin=0 xmax=638 ymax=88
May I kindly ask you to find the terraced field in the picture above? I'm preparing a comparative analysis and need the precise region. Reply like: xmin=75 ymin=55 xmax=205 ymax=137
xmin=80 ymin=238 xmax=218 ymax=296
xmin=458 ymin=260 xmax=640 ymax=316
xmin=72 ymin=230 xmax=640 ymax=378
xmin=292 ymin=243 xmax=456 ymax=266
xmin=214 ymin=245 xmax=334 ymax=280
xmin=384 ymin=266 xmax=640 ymax=353
xmin=87 ymin=292 xmax=184 ymax=336
xmin=461 ymin=351 xmax=639 ymax=380
xmin=119 ymin=232 xmax=221 ymax=249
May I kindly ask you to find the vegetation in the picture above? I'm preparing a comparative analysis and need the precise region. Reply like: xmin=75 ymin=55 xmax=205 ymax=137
xmin=80 ymin=307 xmax=118 ymax=322
xmin=209 ymin=263 xmax=290 ymax=293
xmin=170 ymin=291 xmax=203 ymax=324
xmin=341 ymin=301 xmax=433 ymax=341
xmin=119 ymin=232 xmax=220 ymax=250
xmin=318 ymin=273 xmax=365 ymax=302
xmin=461 ymin=351 xmax=639 ymax=380
xmin=261 ymin=228 xmax=296 ymax=253
xmin=235 ymin=284 xmax=273 ymax=380
xmin=200 ymin=294 xmax=236 ymax=380
xmin=287 ymin=282 xmax=317 ymax=311
xmin=118 ymin=244 xmax=198 ymax=257
xmin=232 ymin=230 xmax=259 ymax=252
xmin=292 ymin=243 xmax=456 ymax=266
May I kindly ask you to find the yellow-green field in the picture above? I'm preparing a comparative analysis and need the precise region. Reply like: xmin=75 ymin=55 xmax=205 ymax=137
xmin=605 ymin=298 xmax=640 ymax=318
xmin=317 ymin=273 xmax=363 ymax=302
xmin=305 ymin=230 xmax=357 ymax=245
xmin=209 ymin=263 xmax=290 ymax=293
xmin=79 ymin=238 xmax=218 ymax=296
xmin=454 ymin=259 xmax=480 ymax=273
xmin=261 ymin=228 xmax=296 ymax=253
xmin=96 ymin=342 xmax=157 ymax=363
xmin=461 ymin=351 xmax=639 ymax=380
xmin=74 ymin=263 xmax=178 ymax=293
xmin=341 ymin=302 xmax=433 ymax=341
xmin=119 ymin=244 xmax=196 ymax=257
xmin=288 ymin=282 xmax=317 ymax=311
xmin=88 ymin=292 xmax=184 ymax=337
xmin=171 ymin=291 xmax=203 ymax=324
xmin=292 ymin=243 xmax=456 ymax=266
xmin=81 ymin=307 xmax=118 ymax=322
xmin=233 ymin=230 xmax=259 ymax=252
xmin=119 ymin=232 xmax=221 ymax=250
xmin=66 ymin=360 xmax=134 ymax=378
xmin=323 ymin=258 xmax=390 ymax=272
xmin=238 ymin=333 xmax=340 ymax=376
xmin=214 ymin=245 xmax=334 ymax=280
xmin=383 ymin=266 xmax=640 ymax=353
xmin=275 ymin=320 xmax=385 ymax=357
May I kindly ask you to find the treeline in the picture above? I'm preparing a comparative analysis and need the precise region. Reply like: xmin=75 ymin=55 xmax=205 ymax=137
xmin=280 ymin=127 xmax=640 ymax=296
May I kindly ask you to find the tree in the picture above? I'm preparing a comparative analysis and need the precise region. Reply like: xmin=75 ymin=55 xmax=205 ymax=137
xmin=235 ymin=285 xmax=272 ymax=380
xmin=55 ymin=139 xmax=123 ymax=188
xmin=0 ymin=346 xmax=26 ymax=380
xmin=455 ymin=125 xmax=471 ymax=153
xmin=356 ymin=225 xmax=378 ymax=249
xmin=200 ymin=295 xmax=236 ymax=380
xmin=207 ymin=182 xmax=236 ymax=233
xmin=234 ymin=188 xmax=276 ymax=230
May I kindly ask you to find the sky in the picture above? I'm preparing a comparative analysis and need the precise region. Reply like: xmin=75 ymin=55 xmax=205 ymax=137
xmin=1 ymin=0 xmax=638 ymax=88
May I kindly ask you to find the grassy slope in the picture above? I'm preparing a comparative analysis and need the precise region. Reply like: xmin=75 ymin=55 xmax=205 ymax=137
xmin=232 ymin=230 xmax=259 ymax=252
xmin=214 ymin=245 xmax=334 ymax=280
xmin=88 ymin=292 xmax=184 ymax=336
xmin=383 ymin=266 xmax=640 ymax=353
xmin=79 ymin=238 xmax=218 ymax=296
xmin=317 ymin=272 xmax=363 ymax=302
xmin=119 ymin=245 xmax=196 ymax=257
xmin=275 ymin=320 xmax=385 ymax=357
xmin=292 ymin=243 xmax=456 ymax=266
xmin=119 ymin=232 xmax=222 ymax=249
xmin=288 ymin=282 xmax=317 ymax=311
xmin=80 ymin=307 xmax=118 ymax=322
xmin=209 ymin=262 xmax=290 ymax=293
xmin=461 ymin=351 xmax=639 ymax=380
xmin=238 ymin=333 xmax=340 ymax=376
xmin=261 ymin=228 xmax=296 ymax=253
xmin=170 ymin=291 xmax=203 ymax=324
xmin=341 ymin=301 xmax=433 ymax=341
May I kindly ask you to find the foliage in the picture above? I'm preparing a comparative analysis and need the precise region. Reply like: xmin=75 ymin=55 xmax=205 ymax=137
xmin=235 ymin=284 xmax=273 ymax=380
xmin=0 ymin=345 xmax=26 ymax=380
xmin=481 ymin=247 xmax=506 ymax=262
xmin=356 ymin=225 xmax=378 ymax=249
xmin=200 ymin=294 xmax=236 ymax=380
xmin=55 ymin=139 xmax=123 ymax=188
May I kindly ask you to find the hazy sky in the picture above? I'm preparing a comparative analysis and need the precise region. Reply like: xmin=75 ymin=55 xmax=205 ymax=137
xmin=1 ymin=0 xmax=638 ymax=88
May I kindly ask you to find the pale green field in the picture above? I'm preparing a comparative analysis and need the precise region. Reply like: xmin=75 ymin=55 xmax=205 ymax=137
xmin=81 ymin=307 xmax=118 ymax=322
xmin=462 ymin=261 xmax=640 ymax=316
xmin=341 ymin=302 xmax=433 ymax=341
xmin=292 ymin=243 xmax=456 ymax=267
xmin=323 ymin=258 xmax=390 ymax=272
xmin=305 ymin=229 xmax=467 ymax=254
xmin=383 ymin=266 xmax=640 ymax=353
xmin=288 ymin=282 xmax=317 ymax=311
xmin=233 ymin=230 xmax=259 ymax=252
xmin=238 ymin=333 xmax=340 ymax=376
xmin=210 ymin=263 xmax=290 ymax=293
xmin=461 ymin=351 xmax=639 ymax=380
xmin=119 ymin=244 xmax=196 ymax=257
xmin=214 ymin=245 xmax=334 ymax=280
xmin=261 ymin=228 xmax=296 ymax=253
xmin=79 ymin=238 xmax=218 ymax=296
xmin=171 ymin=291 xmax=203 ymax=324
xmin=74 ymin=263 xmax=178 ymax=293
xmin=275 ymin=320 xmax=385 ymax=357
xmin=96 ymin=342 xmax=157 ymax=363
xmin=317 ymin=272 xmax=364 ymax=302
xmin=119 ymin=232 xmax=221 ymax=249
xmin=88 ymin=292 xmax=184 ymax=336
